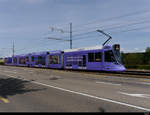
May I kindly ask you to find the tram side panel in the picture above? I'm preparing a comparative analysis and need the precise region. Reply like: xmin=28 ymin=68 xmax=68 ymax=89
xmin=48 ymin=51 xmax=64 ymax=69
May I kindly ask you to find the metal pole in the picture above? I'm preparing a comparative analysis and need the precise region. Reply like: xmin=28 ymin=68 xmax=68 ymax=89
xmin=70 ymin=23 xmax=72 ymax=49
xmin=12 ymin=41 xmax=15 ymax=57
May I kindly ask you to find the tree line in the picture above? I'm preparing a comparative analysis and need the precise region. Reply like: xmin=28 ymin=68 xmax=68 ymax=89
xmin=121 ymin=47 xmax=150 ymax=69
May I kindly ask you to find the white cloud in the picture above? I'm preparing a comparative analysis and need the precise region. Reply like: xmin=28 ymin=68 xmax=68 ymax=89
xmin=120 ymin=47 xmax=145 ymax=53
xmin=134 ymin=48 xmax=139 ymax=51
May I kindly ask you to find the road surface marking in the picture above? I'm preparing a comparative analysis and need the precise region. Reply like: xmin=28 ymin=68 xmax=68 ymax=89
xmin=4 ymin=74 xmax=150 ymax=112
xmin=96 ymin=81 xmax=121 ymax=86
xmin=4 ymin=71 xmax=17 ymax=74
xmin=139 ymin=79 xmax=150 ymax=83
xmin=119 ymin=92 xmax=150 ymax=99
xmin=137 ymin=82 xmax=150 ymax=85
xmin=0 ymin=96 xmax=9 ymax=103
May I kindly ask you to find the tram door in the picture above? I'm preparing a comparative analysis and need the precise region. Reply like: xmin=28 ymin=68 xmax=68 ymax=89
xmin=83 ymin=55 xmax=86 ymax=67
xmin=47 ymin=55 xmax=50 ymax=68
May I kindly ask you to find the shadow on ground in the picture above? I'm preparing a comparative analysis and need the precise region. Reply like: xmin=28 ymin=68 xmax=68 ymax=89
xmin=0 ymin=77 xmax=46 ymax=98
xmin=99 ymin=107 xmax=105 ymax=112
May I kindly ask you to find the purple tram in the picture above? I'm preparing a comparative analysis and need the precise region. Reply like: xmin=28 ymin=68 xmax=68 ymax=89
xmin=63 ymin=44 xmax=125 ymax=71
xmin=4 ymin=44 xmax=126 ymax=72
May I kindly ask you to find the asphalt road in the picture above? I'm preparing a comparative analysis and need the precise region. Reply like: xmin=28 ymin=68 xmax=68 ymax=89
xmin=0 ymin=65 xmax=150 ymax=112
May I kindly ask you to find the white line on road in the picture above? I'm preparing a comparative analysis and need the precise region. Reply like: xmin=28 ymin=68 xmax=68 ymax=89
xmin=137 ymin=82 xmax=150 ymax=85
xmin=96 ymin=81 xmax=121 ymax=86
xmin=4 ymin=71 xmax=17 ymax=74
xmin=119 ymin=92 xmax=150 ymax=99
xmin=4 ymin=74 xmax=150 ymax=112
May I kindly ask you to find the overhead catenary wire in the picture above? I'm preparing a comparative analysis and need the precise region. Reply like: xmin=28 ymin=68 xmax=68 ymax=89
xmin=14 ymin=9 xmax=150 ymax=55
xmin=40 ymin=20 xmax=150 ymax=50
xmin=72 ymin=9 xmax=150 ymax=32
xmin=46 ymin=18 xmax=150 ymax=42
xmin=47 ymin=24 xmax=150 ymax=45
xmin=111 ymin=25 xmax=150 ymax=34
xmin=103 ymin=19 xmax=150 ymax=31
xmin=73 ymin=18 xmax=150 ymax=33
xmin=42 ymin=9 xmax=150 ymax=44
xmin=56 ymin=24 xmax=150 ymax=45
xmin=44 ymin=9 xmax=150 ymax=38
xmin=17 ymin=24 xmax=150 ymax=54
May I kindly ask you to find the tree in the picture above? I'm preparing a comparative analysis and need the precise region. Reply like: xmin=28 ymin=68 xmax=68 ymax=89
xmin=145 ymin=47 xmax=150 ymax=64
xmin=123 ymin=53 xmax=144 ymax=65
xmin=145 ymin=47 xmax=150 ymax=53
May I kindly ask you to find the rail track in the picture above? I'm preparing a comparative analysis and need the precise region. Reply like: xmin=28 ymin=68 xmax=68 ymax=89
xmin=111 ymin=70 xmax=150 ymax=77
xmin=63 ymin=69 xmax=150 ymax=79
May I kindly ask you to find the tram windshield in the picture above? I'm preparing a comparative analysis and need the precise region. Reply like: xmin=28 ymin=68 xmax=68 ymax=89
xmin=104 ymin=50 xmax=122 ymax=64
xmin=112 ymin=44 xmax=122 ymax=64
xmin=104 ymin=50 xmax=116 ymax=62
xmin=113 ymin=50 xmax=122 ymax=64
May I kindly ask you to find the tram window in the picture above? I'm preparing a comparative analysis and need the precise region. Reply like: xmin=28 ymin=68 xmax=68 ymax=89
xmin=41 ymin=57 xmax=46 ymax=65
xmin=19 ymin=58 xmax=26 ymax=64
xmin=26 ymin=57 xmax=29 ymax=62
xmin=50 ymin=55 xmax=60 ymax=64
xmin=83 ymin=55 xmax=86 ymax=66
xmin=35 ymin=57 xmax=38 ymax=65
xmin=31 ymin=56 xmax=34 ymax=62
xmin=95 ymin=52 xmax=102 ymax=62
xmin=104 ymin=50 xmax=115 ymax=62
xmin=5 ymin=58 xmax=7 ymax=63
xmin=38 ymin=56 xmax=42 ymax=60
xmin=38 ymin=56 xmax=42 ymax=65
xmin=88 ymin=53 xmax=94 ymax=62
xmin=13 ymin=58 xmax=17 ymax=64
xmin=78 ymin=61 xmax=82 ymax=66
xmin=7 ymin=58 xmax=12 ymax=63
xmin=37 ymin=56 xmax=45 ymax=65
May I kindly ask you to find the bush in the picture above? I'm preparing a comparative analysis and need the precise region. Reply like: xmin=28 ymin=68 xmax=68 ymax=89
xmin=125 ymin=65 xmax=150 ymax=70
xmin=0 ymin=61 xmax=4 ymax=65
xmin=138 ymin=65 xmax=150 ymax=69
xmin=0 ymin=59 xmax=4 ymax=65
xmin=124 ymin=65 xmax=138 ymax=69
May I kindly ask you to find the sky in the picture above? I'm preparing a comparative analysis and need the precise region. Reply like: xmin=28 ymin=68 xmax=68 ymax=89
xmin=0 ymin=0 xmax=150 ymax=57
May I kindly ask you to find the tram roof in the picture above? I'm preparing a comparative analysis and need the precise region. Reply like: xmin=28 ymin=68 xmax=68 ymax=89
xmin=64 ymin=45 xmax=104 ymax=53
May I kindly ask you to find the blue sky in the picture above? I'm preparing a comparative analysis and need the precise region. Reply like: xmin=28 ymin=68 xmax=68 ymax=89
xmin=0 ymin=0 xmax=150 ymax=57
